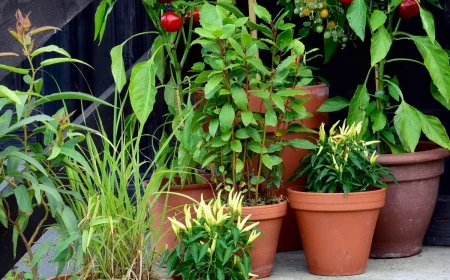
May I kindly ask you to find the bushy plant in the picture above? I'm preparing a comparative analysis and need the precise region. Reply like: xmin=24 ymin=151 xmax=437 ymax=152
xmin=162 ymin=189 xmax=259 ymax=280
xmin=0 ymin=11 xmax=108 ymax=279
xmin=292 ymin=120 xmax=396 ymax=194
xmin=191 ymin=3 xmax=318 ymax=204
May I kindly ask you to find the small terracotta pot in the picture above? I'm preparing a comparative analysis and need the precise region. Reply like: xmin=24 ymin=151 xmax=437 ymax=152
xmin=288 ymin=187 xmax=386 ymax=276
xmin=242 ymin=201 xmax=288 ymax=278
xmin=151 ymin=175 xmax=215 ymax=253
xmin=370 ymin=142 xmax=450 ymax=258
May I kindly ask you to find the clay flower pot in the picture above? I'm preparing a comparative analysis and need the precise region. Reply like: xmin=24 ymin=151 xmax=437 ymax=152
xmin=370 ymin=142 xmax=450 ymax=258
xmin=287 ymin=187 xmax=386 ymax=276
xmin=151 ymin=175 xmax=215 ymax=253
xmin=242 ymin=201 xmax=288 ymax=278
xmin=47 ymin=276 xmax=76 ymax=280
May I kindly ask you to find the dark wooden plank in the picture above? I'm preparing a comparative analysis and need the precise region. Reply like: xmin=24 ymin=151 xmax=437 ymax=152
xmin=424 ymin=195 xmax=450 ymax=246
xmin=0 ymin=0 xmax=94 ymax=81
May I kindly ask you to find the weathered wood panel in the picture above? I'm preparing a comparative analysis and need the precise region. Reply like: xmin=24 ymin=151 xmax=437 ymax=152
xmin=0 ymin=0 xmax=95 ymax=81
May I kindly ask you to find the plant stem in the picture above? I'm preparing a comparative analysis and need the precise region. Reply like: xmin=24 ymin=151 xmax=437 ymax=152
xmin=385 ymin=58 xmax=425 ymax=66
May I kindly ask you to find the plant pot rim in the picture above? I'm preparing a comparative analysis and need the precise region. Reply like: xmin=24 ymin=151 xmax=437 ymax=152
xmin=377 ymin=142 xmax=450 ymax=166
xmin=144 ymin=174 xmax=214 ymax=191
xmin=287 ymin=187 xmax=386 ymax=212
xmin=241 ymin=200 xmax=288 ymax=220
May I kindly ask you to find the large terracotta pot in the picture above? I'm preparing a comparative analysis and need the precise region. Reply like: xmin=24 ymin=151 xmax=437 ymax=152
xmin=370 ymin=143 xmax=450 ymax=258
xmin=151 ymin=176 xmax=215 ymax=253
xmin=288 ymin=187 xmax=386 ymax=276
xmin=242 ymin=201 xmax=288 ymax=278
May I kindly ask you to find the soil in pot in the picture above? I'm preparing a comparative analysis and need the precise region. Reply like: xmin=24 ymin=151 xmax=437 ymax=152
xmin=370 ymin=142 xmax=450 ymax=258
xmin=242 ymin=201 xmax=288 ymax=278
xmin=288 ymin=187 xmax=386 ymax=276
xmin=150 ymin=175 xmax=215 ymax=253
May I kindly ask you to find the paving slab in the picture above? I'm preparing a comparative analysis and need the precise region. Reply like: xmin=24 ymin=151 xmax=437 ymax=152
xmin=270 ymin=246 xmax=450 ymax=280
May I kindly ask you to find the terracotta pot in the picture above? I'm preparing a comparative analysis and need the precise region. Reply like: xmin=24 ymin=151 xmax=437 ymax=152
xmin=47 ymin=276 xmax=76 ymax=280
xmin=273 ymin=84 xmax=329 ymax=252
xmin=241 ymin=201 xmax=288 ymax=278
xmin=151 ymin=175 xmax=215 ymax=253
xmin=288 ymin=187 xmax=386 ymax=276
xmin=370 ymin=142 xmax=450 ymax=258
xmin=171 ymin=276 xmax=256 ymax=280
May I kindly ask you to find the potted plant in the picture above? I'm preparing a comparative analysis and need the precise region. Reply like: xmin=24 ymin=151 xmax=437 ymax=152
xmin=95 ymin=0 xmax=218 ymax=253
xmin=317 ymin=0 xmax=450 ymax=258
xmin=161 ymin=189 xmax=259 ymax=279
xmin=190 ymin=2 xmax=322 ymax=277
xmin=288 ymin=121 xmax=395 ymax=276
xmin=0 ymin=11 xmax=108 ymax=280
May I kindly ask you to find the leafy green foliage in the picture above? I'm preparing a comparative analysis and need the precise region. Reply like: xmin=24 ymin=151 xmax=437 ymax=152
xmin=191 ymin=3 xmax=316 ymax=204
xmin=292 ymin=121 xmax=395 ymax=194
xmin=162 ymin=190 xmax=259 ymax=280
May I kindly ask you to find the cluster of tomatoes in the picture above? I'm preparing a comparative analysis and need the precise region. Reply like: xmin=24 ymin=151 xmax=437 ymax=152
xmin=292 ymin=0 xmax=349 ymax=47
xmin=158 ymin=0 xmax=200 ymax=32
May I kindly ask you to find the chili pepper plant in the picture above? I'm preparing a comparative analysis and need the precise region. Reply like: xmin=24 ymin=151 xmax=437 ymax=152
xmin=317 ymin=0 xmax=450 ymax=153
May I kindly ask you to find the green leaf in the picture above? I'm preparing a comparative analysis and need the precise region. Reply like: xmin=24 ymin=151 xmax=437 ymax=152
xmin=0 ymin=64 xmax=28 ymax=75
xmin=164 ymin=75 xmax=176 ymax=109
xmin=348 ymin=85 xmax=370 ymax=125
xmin=12 ymin=215 xmax=29 ymax=257
xmin=94 ymin=0 xmax=107 ymax=41
xmin=34 ymin=92 xmax=112 ymax=107
xmin=241 ymin=33 xmax=252 ymax=49
xmin=152 ymin=36 xmax=166 ymax=84
xmin=288 ymin=139 xmax=317 ymax=149
xmin=231 ymin=140 xmax=243 ymax=153
xmin=394 ymin=102 xmax=421 ymax=152
xmin=277 ymin=29 xmax=293 ymax=52
xmin=216 ymin=2 xmax=246 ymax=18
xmin=58 ymin=205 xmax=78 ymax=234
xmin=417 ymin=110 xmax=450 ymax=149
xmin=276 ymin=89 xmax=307 ymax=97
xmin=129 ymin=58 xmax=157 ymax=124
xmin=324 ymin=38 xmax=338 ymax=64
xmin=248 ymin=58 xmax=271 ymax=76
xmin=236 ymin=158 xmax=244 ymax=173
xmin=200 ymin=2 xmax=222 ymax=28
xmin=0 ymin=85 xmax=21 ymax=105
xmin=0 ymin=204 xmax=7 ymax=228
xmin=29 ymin=243 xmax=53 ymax=267
xmin=219 ymin=103 xmax=235 ymax=132
xmin=317 ymin=96 xmax=350 ymax=112
xmin=262 ymin=154 xmax=273 ymax=169
xmin=60 ymin=147 xmax=93 ymax=177
xmin=241 ymin=110 xmax=253 ymax=126
xmin=390 ymin=0 xmax=403 ymax=9
xmin=205 ymin=75 xmax=223 ymax=99
xmin=0 ymin=110 xmax=12 ymax=133
xmin=347 ymin=0 xmax=368 ymax=41
xmin=31 ymin=45 xmax=71 ymax=58
xmin=271 ymin=95 xmax=285 ymax=112
xmin=228 ymin=37 xmax=245 ymax=57
xmin=52 ymin=234 xmax=78 ymax=262
xmin=4 ymin=151 xmax=48 ymax=176
xmin=15 ymin=185 xmax=32 ymax=215
xmin=231 ymin=85 xmax=248 ymax=110
xmin=248 ymin=141 xmax=267 ymax=153
xmin=419 ymin=7 xmax=435 ymax=44
xmin=387 ymin=76 xmax=401 ymax=102
xmin=265 ymin=109 xmax=277 ymax=127
xmin=369 ymin=10 xmax=387 ymax=32
xmin=253 ymin=4 xmax=272 ymax=23
xmin=371 ymin=26 xmax=392 ymax=66
xmin=5 ymin=115 xmax=54 ymax=136
xmin=412 ymin=36 xmax=450 ymax=102
xmin=209 ymin=118 xmax=219 ymax=136
xmin=250 ymin=90 xmax=270 ymax=99
xmin=372 ymin=110 xmax=387 ymax=133
xmin=40 ymin=58 xmax=93 ymax=68
xmin=110 ymin=44 xmax=127 ymax=93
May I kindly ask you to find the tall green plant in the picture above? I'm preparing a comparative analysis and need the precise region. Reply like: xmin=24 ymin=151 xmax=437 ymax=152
xmin=191 ymin=3 xmax=318 ymax=204
xmin=0 ymin=10 xmax=109 ymax=279
xmin=317 ymin=0 xmax=450 ymax=153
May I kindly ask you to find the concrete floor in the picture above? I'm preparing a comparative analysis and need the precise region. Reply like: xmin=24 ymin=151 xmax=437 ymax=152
xmin=269 ymin=246 xmax=450 ymax=279
xmin=6 ymin=229 xmax=450 ymax=280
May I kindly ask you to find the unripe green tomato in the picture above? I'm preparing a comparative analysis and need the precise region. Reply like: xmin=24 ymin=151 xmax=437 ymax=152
xmin=315 ymin=18 xmax=322 ymax=23
xmin=316 ymin=25 xmax=324 ymax=33
xmin=331 ymin=30 xmax=337 ymax=36
xmin=295 ymin=0 xmax=301 ymax=4
xmin=342 ymin=36 xmax=348 ymax=42
xmin=299 ymin=6 xmax=304 ymax=12
xmin=324 ymin=31 xmax=331 ymax=39
xmin=337 ymin=30 xmax=344 ymax=38
xmin=318 ymin=3 xmax=324 ymax=8
xmin=294 ymin=8 xmax=300 ymax=14
xmin=342 ymin=43 xmax=347 ymax=48
xmin=333 ymin=36 xmax=338 ymax=42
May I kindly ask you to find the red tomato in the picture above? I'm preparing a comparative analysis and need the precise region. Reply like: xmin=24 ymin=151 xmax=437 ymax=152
xmin=185 ymin=9 xmax=200 ymax=24
xmin=339 ymin=0 xmax=353 ymax=5
xmin=161 ymin=11 xmax=183 ymax=32
xmin=398 ymin=0 xmax=419 ymax=19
